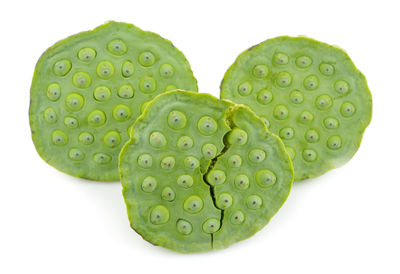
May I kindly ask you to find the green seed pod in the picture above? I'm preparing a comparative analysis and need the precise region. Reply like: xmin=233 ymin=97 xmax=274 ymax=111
xmin=220 ymin=36 xmax=372 ymax=180
xmin=29 ymin=21 xmax=197 ymax=181
xmin=119 ymin=91 xmax=293 ymax=253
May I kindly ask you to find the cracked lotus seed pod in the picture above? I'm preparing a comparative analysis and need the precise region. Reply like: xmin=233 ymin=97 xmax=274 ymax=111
xmin=29 ymin=21 xmax=197 ymax=181
xmin=220 ymin=36 xmax=372 ymax=180
xmin=119 ymin=90 xmax=293 ymax=253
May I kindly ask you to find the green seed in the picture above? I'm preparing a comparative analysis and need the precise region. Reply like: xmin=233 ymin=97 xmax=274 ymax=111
xmin=202 ymin=218 xmax=220 ymax=233
xmin=246 ymin=195 xmax=262 ymax=209
xmin=176 ymin=219 xmax=192 ymax=235
xmin=141 ymin=176 xmax=157 ymax=193
xmin=150 ymin=205 xmax=169 ymax=225
xmin=177 ymin=136 xmax=193 ymax=149
xmin=161 ymin=187 xmax=175 ymax=201
xmin=168 ymin=110 xmax=187 ymax=129
xmin=78 ymin=48 xmax=96 ymax=62
xmin=177 ymin=174 xmax=194 ymax=188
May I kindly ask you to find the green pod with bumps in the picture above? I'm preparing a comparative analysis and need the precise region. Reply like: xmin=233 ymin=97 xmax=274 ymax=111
xmin=119 ymin=90 xmax=293 ymax=253
xmin=220 ymin=36 xmax=372 ymax=180
xmin=29 ymin=21 xmax=198 ymax=181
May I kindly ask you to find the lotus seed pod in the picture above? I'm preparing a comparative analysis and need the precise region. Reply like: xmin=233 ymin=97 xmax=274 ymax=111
xmin=29 ymin=21 xmax=198 ymax=181
xmin=119 ymin=90 xmax=293 ymax=253
xmin=220 ymin=36 xmax=372 ymax=180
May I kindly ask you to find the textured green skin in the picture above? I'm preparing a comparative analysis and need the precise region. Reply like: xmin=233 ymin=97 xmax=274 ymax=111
xmin=29 ymin=21 xmax=198 ymax=181
xmin=119 ymin=91 xmax=293 ymax=253
xmin=221 ymin=36 xmax=372 ymax=180
xmin=211 ymin=106 xmax=293 ymax=249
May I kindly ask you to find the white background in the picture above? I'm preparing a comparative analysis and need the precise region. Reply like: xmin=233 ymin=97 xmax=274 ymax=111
xmin=1 ymin=0 xmax=399 ymax=273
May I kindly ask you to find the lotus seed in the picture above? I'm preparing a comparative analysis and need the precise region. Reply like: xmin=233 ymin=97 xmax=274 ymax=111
xmin=249 ymin=149 xmax=266 ymax=163
xmin=206 ymin=170 xmax=226 ymax=185
xmin=296 ymin=56 xmax=312 ymax=68
xmin=184 ymin=195 xmax=203 ymax=214
xmin=335 ymin=80 xmax=350 ymax=95
xmin=107 ymin=39 xmax=127 ymax=56
xmin=53 ymin=59 xmax=71 ymax=76
xmin=234 ymin=174 xmax=250 ymax=190
xmin=47 ymin=83 xmax=61 ymax=101
xmin=52 ymin=130 xmax=68 ymax=146
xmin=149 ymin=131 xmax=167 ymax=148
xmin=150 ymin=205 xmax=169 ymax=225
xmin=121 ymin=61 xmax=134 ymax=77
xmin=302 ymin=149 xmax=318 ymax=162
xmin=230 ymin=211 xmax=245 ymax=225
xmin=139 ymin=76 xmax=156 ymax=93
xmin=228 ymin=154 xmax=242 ymax=168
xmin=246 ymin=195 xmax=262 ymax=209
xmin=184 ymin=156 xmax=200 ymax=169
xmin=72 ymin=72 xmax=91 ymax=88
xmin=298 ymin=111 xmax=314 ymax=123
xmin=201 ymin=143 xmax=217 ymax=159
xmin=44 ymin=108 xmax=57 ymax=124
xmin=112 ymin=104 xmax=131 ymax=121
xmin=118 ymin=84 xmax=134 ymax=99
xmin=216 ymin=193 xmax=233 ymax=209
xmin=238 ymin=82 xmax=252 ymax=96
xmin=177 ymin=136 xmax=194 ymax=149
xmin=161 ymin=156 xmax=176 ymax=170
xmin=96 ymin=61 xmax=114 ymax=79
xmin=79 ymin=132 xmax=94 ymax=145
xmin=177 ymin=174 xmax=194 ymax=188
xmin=341 ymin=102 xmax=356 ymax=117
xmin=289 ymin=90 xmax=304 ymax=104
xmin=198 ymin=116 xmax=218 ymax=135
xmin=227 ymin=128 xmax=248 ymax=145
xmin=202 ymin=218 xmax=220 ymax=233
xmin=276 ymin=71 xmax=292 ymax=87
xmin=93 ymin=86 xmax=111 ymax=101
xmin=315 ymin=94 xmax=332 ymax=110
xmin=279 ymin=127 xmax=294 ymax=140
xmin=327 ymin=136 xmax=342 ymax=150
xmin=319 ymin=63 xmax=335 ymax=76
xmin=68 ymin=148 xmax=84 ymax=161
xmin=64 ymin=116 xmax=78 ymax=128
xmin=257 ymin=89 xmax=273 ymax=105
xmin=305 ymin=129 xmax=320 ymax=143
xmin=303 ymin=75 xmax=319 ymax=90
xmin=253 ymin=64 xmax=269 ymax=78
xmin=142 ymin=176 xmax=157 ymax=193
xmin=256 ymin=170 xmax=277 ymax=187
xmin=161 ymin=187 xmax=175 ymax=201
xmin=78 ymin=48 xmax=96 ymax=62
xmin=93 ymin=153 xmax=111 ymax=164
xmin=273 ymin=105 xmax=289 ymax=120
xmin=139 ymin=51 xmax=155 ymax=67
xmin=65 ymin=93 xmax=84 ymax=111
xmin=176 ymin=219 xmax=192 ymax=235
xmin=88 ymin=110 xmax=106 ymax=126
xmin=160 ymin=64 xmax=174 ymax=78
xmin=273 ymin=52 xmax=289 ymax=65
xmin=137 ymin=154 xmax=153 ymax=168
xmin=324 ymin=117 xmax=339 ymax=129
xmin=168 ymin=110 xmax=187 ymax=130
xmin=103 ymin=130 xmax=121 ymax=148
